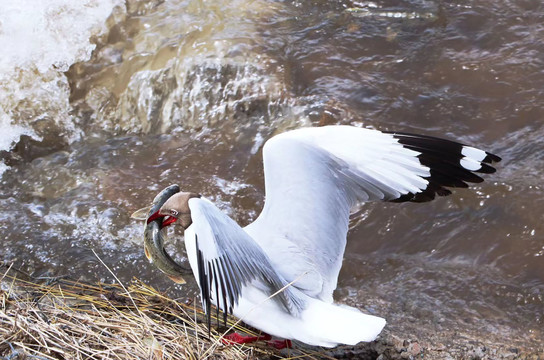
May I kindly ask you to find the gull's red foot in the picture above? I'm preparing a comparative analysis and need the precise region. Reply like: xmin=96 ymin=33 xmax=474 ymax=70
xmin=266 ymin=339 xmax=292 ymax=350
xmin=222 ymin=332 xmax=271 ymax=345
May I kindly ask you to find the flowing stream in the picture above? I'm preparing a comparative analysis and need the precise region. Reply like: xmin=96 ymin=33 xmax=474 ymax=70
xmin=1 ymin=0 xmax=542 ymax=353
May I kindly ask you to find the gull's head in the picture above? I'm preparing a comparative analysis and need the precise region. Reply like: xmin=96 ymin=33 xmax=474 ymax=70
xmin=157 ymin=191 xmax=201 ymax=229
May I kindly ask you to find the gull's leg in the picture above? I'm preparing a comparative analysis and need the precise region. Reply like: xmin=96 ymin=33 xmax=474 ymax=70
xmin=222 ymin=332 xmax=292 ymax=349
xmin=222 ymin=332 xmax=271 ymax=345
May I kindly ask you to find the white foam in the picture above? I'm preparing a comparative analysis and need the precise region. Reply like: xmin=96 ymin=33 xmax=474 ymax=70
xmin=0 ymin=112 xmax=34 ymax=153
xmin=0 ymin=0 xmax=122 ymax=177
xmin=0 ymin=161 xmax=9 ymax=178
xmin=0 ymin=111 xmax=37 ymax=177
xmin=213 ymin=176 xmax=249 ymax=195
xmin=0 ymin=0 xmax=122 ymax=75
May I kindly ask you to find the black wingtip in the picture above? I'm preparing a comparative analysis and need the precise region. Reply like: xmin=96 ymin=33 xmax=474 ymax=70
xmin=484 ymin=152 xmax=501 ymax=163
xmin=384 ymin=131 xmax=500 ymax=203
xmin=195 ymin=235 xmax=212 ymax=337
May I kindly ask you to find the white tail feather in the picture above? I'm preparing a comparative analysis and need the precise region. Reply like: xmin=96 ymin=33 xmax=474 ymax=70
xmin=299 ymin=299 xmax=386 ymax=347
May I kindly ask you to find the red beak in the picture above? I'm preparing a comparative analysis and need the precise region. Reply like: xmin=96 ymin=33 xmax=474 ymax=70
xmin=147 ymin=210 xmax=178 ymax=227
xmin=146 ymin=210 xmax=162 ymax=224
xmin=162 ymin=216 xmax=178 ymax=227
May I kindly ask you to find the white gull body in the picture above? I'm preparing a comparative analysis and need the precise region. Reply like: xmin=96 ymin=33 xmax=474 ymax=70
xmin=175 ymin=125 xmax=500 ymax=347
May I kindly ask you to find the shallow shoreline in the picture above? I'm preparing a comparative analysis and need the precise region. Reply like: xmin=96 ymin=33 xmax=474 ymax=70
xmin=0 ymin=269 xmax=541 ymax=360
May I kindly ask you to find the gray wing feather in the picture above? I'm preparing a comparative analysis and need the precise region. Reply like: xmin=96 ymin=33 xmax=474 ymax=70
xmin=189 ymin=198 xmax=305 ymax=328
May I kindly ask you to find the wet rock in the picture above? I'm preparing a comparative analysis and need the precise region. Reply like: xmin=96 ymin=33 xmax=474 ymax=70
xmin=394 ymin=341 xmax=405 ymax=353
xmin=472 ymin=345 xmax=486 ymax=359
xmin=407 ymin=341 xmax=422 ymax=357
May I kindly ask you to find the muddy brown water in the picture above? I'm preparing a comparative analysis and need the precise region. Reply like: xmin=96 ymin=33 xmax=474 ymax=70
xmin=1 ymin=0 xmax=543 ymax=352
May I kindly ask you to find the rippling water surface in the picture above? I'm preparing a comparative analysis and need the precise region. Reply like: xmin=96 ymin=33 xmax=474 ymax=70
xmin=1 ymin=0 xmax=543 ymax=351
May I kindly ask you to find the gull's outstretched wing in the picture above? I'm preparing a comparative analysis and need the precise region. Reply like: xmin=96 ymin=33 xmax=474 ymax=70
xmin=245 ymin=125 xmax=501 ymax=302
xmin=187 ymin=197 xmax=305 ymax=328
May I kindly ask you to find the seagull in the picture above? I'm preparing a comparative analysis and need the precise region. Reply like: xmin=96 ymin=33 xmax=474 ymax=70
xmin=151 ymin=125 xmax=501 ymax=348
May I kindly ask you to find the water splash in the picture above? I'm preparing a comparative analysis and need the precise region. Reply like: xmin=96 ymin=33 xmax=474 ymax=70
xmin=0 ymin=0 xmax=123 ymax=176
xmin=69 ymin=0 xmax=299 ymax=137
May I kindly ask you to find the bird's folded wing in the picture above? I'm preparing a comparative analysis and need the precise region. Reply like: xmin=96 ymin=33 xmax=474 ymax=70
xmin=246 ymin=125 xmax=501 ymax=302
xmin=187 ymin=198 xmax=305 ymax=328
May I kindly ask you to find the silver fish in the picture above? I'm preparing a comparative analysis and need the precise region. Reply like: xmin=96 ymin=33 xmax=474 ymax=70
xmin=132 ymin=184 xmax=190 ymax=284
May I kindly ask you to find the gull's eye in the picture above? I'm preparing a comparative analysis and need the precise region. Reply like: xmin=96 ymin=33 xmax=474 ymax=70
xmin=169 ymin=209 xmax=179 ymax=217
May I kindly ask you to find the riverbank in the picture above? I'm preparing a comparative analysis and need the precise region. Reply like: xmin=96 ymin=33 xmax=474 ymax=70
xmin=0 ymin=265 xmax=541 ymax=359
xmin=0 ymin=265 xmax=269 ymax=359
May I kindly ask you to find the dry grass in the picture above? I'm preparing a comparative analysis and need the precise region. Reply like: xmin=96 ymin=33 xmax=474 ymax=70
xmin=0 ymin=264 xmax=327 ymax=360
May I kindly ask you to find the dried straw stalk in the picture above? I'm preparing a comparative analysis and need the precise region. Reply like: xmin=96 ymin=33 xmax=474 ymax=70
xmin=0 ymin=265 xmax=328 ymax=360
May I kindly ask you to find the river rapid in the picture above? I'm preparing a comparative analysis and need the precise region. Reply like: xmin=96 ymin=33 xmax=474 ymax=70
xmin=0 ymin=0 xmax=542 ymax=354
